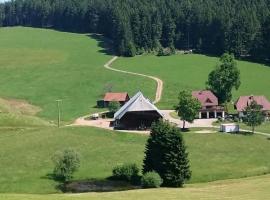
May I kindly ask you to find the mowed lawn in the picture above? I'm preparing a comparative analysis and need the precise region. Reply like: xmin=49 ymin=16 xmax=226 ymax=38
xmin=113 ymin=54 xmax=270 ymax=109
xmin=0 ymin=27 xmax=155 ymax=122
xmin=1 ymin=127 xmax=270 ymax=193
xmin=1 ymin=175 xmax=270 ymax=200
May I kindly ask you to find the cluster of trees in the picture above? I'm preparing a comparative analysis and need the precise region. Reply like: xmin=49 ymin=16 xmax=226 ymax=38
xmin=0 ymin=0 xmax=270 ymax=59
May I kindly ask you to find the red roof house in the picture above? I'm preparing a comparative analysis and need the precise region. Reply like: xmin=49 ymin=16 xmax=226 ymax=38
xmin=235 ymin=95 xmax=270 ymax=112
xmin=192 ymin=90 xmax=224 ymax=119
xmin=192 ymin=90 xmax=218 ymax=107
xmin=104 ymin=92 xmax=129 ymax=102
xmin=98 ymin=92 xmax=130 ymax=107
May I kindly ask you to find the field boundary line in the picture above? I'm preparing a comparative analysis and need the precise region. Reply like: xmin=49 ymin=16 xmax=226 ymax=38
xmin=104 ymin=56 xmax=163 ymax=104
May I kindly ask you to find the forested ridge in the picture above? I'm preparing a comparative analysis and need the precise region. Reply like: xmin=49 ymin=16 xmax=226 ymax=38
xmin=0 ymin=0 xmax=269 ymax=59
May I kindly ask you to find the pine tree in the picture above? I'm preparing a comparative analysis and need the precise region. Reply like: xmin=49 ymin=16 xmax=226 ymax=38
xmin=143 ymin=120 xmax=191 ymax=187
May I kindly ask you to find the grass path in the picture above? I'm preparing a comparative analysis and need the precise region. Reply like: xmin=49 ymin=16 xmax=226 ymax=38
xmin=104 ymin=56 xmax=163 ymax=104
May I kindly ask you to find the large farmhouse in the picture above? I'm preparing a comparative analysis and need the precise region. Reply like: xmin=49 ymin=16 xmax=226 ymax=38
xmin=192 ymin=90 xmax=225 ymax=119
xmin=235 ymin=95 xmax=270 ymax=118
xmin=114 ymin=92 xmax=163 ymax=129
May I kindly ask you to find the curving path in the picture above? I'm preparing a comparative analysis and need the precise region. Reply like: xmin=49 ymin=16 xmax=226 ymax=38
xmin=104 ymin=56 xmax=163 ymax=104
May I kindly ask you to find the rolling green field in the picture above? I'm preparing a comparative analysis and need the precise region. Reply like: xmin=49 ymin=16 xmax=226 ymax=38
xmin=1 ymin=175 xmax=270 ymax=200
xmin=1 ymin=126 xmax=270 ymax=194
xmin=113 ymin=54 xmax=270 ymax=109
xmin=1 ymin=27 xmax=270 ymax=198
xmin=0 ymin=27 xmax=155 ymax=122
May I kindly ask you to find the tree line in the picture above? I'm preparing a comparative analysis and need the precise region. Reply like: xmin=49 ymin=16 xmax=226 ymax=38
xmin=0 ymin=0 xmax=270 ymax=59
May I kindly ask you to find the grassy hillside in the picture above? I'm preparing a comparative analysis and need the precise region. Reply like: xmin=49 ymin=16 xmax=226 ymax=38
xmin=0 ymin=127 xmax=270 ymax=193
xmin=113 ymin=54 xmax=270 ymax=109
xmin=0 ymin=27 xmax=155 ymax=122
xmin=1 ymin=175 xmax=270 ymax=200
xmin=0 ymin=97 xmax=51 ymax=127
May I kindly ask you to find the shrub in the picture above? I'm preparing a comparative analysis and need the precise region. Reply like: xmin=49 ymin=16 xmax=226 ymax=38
xmin=52 ymin=149 xmax=80 ymax=182
xmin=108 ymin=101 xmax=121 ymax=114
xmin=141 ymin=171 xmax=163 ymax=188
xmin=112 ymin=163 xmax=140 ymax=183
xmin=143 ymin=120 xmax=191 ymax=187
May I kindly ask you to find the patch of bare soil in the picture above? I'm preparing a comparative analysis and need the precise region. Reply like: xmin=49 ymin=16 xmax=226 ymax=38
xmin=0 ymin=98 xmax=41 ymax=115
xmin=195 ymin=130 xmax=217 ymax=134
xmin=64 ymin=179 xmax=140 ymax=193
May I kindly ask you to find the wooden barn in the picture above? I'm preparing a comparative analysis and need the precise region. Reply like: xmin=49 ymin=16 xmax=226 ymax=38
xmin=97 ymin=92 xmax=130 ymax=108
xmin=114 ymin=92 xmax=163 ymax=130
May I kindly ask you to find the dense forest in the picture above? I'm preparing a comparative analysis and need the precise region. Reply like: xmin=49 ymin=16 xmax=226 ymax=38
xmin=0 ymin=0 xmax=270 ymax=59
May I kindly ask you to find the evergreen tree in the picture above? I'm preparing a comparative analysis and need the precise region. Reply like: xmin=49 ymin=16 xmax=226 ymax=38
xmin=0 ymin=0 xmax=269 ymax=59
xmin=143 ymin=120 xmax=191 ymax=187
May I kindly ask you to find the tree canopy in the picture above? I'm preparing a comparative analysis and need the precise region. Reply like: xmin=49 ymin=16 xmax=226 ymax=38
xmin=143 ymin=120 xmax=191 ymax=187
xmin=175 ymin=90 xmax=201 ymax=129
xmin=207 ymin=53 xmax=241 ymax=104
xmin=0 ymin=0 xmax=269 ymax=60
xmin=243 ymin=100 xmax=265 ymax=134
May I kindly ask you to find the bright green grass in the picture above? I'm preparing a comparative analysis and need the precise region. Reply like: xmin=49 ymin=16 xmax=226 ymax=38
xmin=1 ymin=127 xmax=270 ymax=194
xmin=0 ymin=27 xmax=155 ymax=122
xmin=214 ymin=121 xmax=270 ymax=134
xmin=0 ymin=113 xmax=51 ymax=127
xmin=1 ymin=175 xmax=270 ymax=200
xmin=113 ymin=54 xmax=270 ymax=109
xmin=239 ymin=122 xmax=270 ymax=134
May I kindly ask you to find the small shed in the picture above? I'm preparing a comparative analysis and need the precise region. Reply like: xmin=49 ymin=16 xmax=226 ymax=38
xmin=97 ymin=92 xmax=130 ymax=108
xmin=220 ymin=124 xmax=239 ymax=133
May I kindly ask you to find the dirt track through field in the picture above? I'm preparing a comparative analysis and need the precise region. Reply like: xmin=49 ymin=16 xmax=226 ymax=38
xmin=104 ymin=56 xmax=163 ymax=104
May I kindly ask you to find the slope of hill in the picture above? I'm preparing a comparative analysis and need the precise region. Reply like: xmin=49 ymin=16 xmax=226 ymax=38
xmin=113 ymin=54 xmax=270 ymax=109
xmin=0 ymin=126 xmax=270 ymax=193
xmin=0 ymin=27 xmax=155 ymax=122
xmin=1 ymin=175 xmax=270 ymax=200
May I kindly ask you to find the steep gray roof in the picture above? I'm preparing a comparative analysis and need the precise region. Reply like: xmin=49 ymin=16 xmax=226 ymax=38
xmin=114 ymin=91 xmax=163 ymax=120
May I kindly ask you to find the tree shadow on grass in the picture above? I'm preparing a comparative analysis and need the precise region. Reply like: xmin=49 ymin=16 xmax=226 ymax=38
xmin=231 ymin=131 xmax=254 ymax=136
xmin=42 ymin=174 xmax=140 ymax=193
xmin=41 ymin=173 xmax=66 ymax=191
xmin=63 ymin=178 xmax=141 ymax=193
xmin=87 ymin=34 xmax=116 ymax=56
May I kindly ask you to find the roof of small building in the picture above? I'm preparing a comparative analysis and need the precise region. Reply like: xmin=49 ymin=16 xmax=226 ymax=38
xmin=235 ymin=95 xmax=270 ymax=111
xmin=103 ymin=92 xmax=129 ymax=102
xmin=192 ymin=90 xmax=218 ymax=106
xmin=114 ymin=91 xmax=163 ymax=120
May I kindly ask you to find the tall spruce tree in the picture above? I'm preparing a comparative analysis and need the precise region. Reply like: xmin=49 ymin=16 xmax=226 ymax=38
xmin=143 ymin=120 xmax=191 ymax=187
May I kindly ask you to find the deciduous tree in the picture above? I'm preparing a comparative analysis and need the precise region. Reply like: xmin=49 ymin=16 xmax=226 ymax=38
xmin=175 ymin=90 xmax=201 ymax=130
xmin=207 ymin=53 xmax=241 ymax=104
xmin=243 ymin=101 xmax=265 ymax=134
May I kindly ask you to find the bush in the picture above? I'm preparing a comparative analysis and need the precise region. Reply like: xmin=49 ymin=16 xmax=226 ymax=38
xmin=52 ymin=149 xmax=80 ymax=182
xmin=141 ymin=171 xmax=163 ymax=188
xmin=112 ymin=163 xmax=140 ymax=183
xmin=108 ymin=101 xmax=121 ymax=114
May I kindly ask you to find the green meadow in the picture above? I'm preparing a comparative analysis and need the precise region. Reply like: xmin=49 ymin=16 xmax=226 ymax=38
xmin=1 ymin=175 xmax=270 ymax=200
xmin=0 ymin=127 xmax=270 ymax=193
xmin=0 ymin=27 xmax=155 ymax=122
xmin=113 ymin=54 xmax=270 ymax=109
xmin=0 ymin=27 xmax=270 ymax=198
